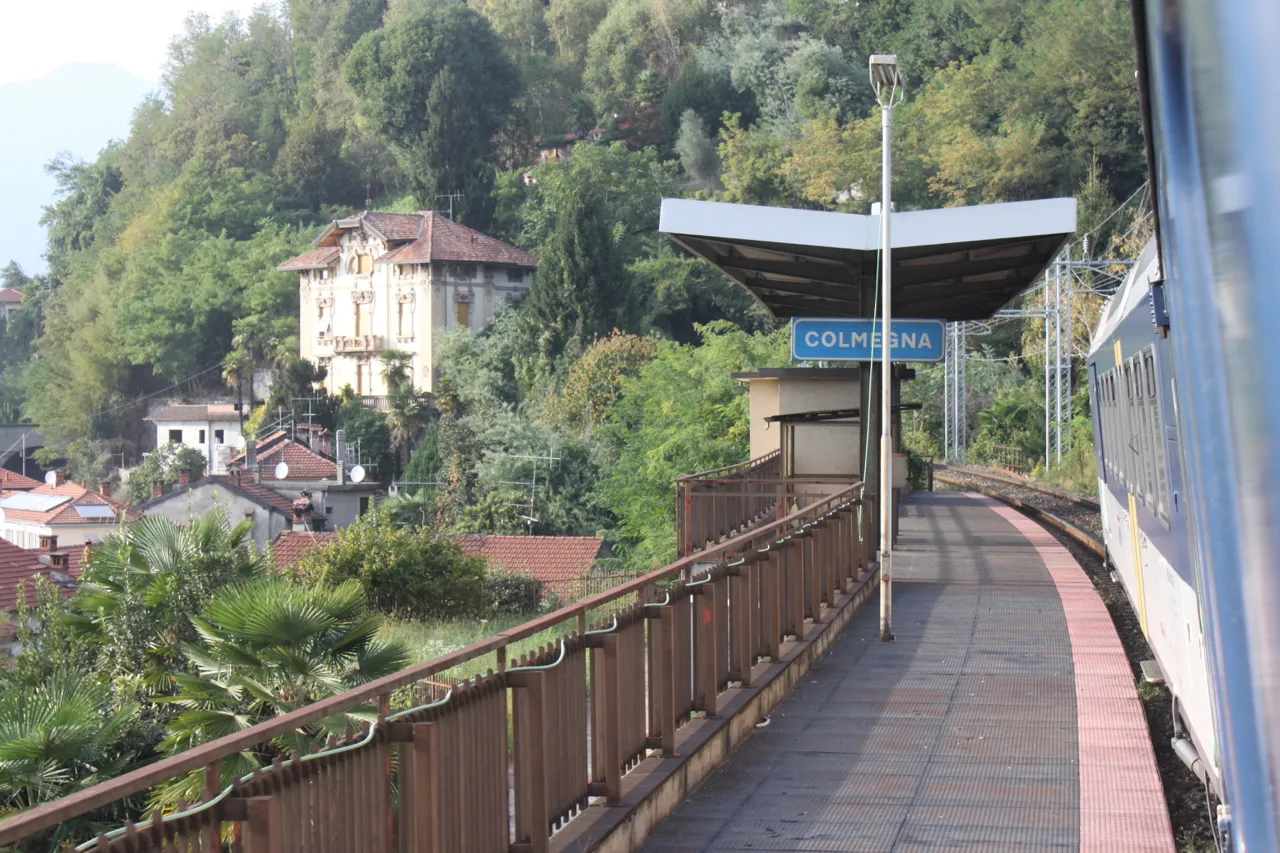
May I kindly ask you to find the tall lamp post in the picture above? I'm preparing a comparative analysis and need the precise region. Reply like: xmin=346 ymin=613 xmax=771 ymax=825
xmin=870 ymin=55 xmax=903 ymax=642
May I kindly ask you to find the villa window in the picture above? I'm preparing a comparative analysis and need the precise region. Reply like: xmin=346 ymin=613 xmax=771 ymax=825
xmin=168 ymin=429 xmax=182 ymax=443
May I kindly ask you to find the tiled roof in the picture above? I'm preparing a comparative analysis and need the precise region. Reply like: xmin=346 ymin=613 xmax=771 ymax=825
xmin=455 ymin=535 xmax=605 ymax=595
xmin=144 ymin=404 xmax=243 ymax=423
xmin=269 ymin=532 xmax=607 ymax=588
xmin=228 ymin=436 xmax=341 ymax=481
xmin=0 ymin=469 xmax=42 ymax=491
xmin=284 ymin=210 xmax=538 ymax=271
xmin=0 ymin=481 xmax=132 ymax=526
xmin=276 ymin=246 xmax=340 ymax=271
xmin=0 ymin=288 xmax=24 ymax=304
xmin=272 ymin=530 xmax=339 ymax=569
xmin=0 ymin=539 xmax=84 ymax=613
xmin=134 ymin=475 xmax=317 ymax=520
xmin=376 ymin=212 xmax=538 ymax=268
xmin=363 ymin=212 xmax=425 ymax=241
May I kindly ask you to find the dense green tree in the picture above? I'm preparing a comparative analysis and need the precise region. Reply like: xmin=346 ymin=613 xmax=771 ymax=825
xmin=345 ymin=4 xmax=520 ymax=227
xmin=595 ymin=322 xmax=790 ymax=567
xmin=520 ymin=182 xmax=632 ymax=377
xmin=674 ymin=109 xmax=721 ymax=189
xmin=293 ymin=510 xmax=487 ymax=617
xmin=335 ymin=396 xmax=393 ymax=480
xmin=124 ymin=444 xmax=209 ymax=506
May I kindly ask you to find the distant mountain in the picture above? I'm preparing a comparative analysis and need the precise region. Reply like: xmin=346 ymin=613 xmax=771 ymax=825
xmin=0 ymin=63 xmax=154 ymax=275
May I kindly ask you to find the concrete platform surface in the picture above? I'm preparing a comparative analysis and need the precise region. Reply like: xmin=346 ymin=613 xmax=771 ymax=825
xmin=640 ymin=491 xmax=1173 ymax=853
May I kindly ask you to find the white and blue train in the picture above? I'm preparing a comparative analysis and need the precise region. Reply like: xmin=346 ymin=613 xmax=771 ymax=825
xmin=1091 ymin=0 xmax=1280 ymax=845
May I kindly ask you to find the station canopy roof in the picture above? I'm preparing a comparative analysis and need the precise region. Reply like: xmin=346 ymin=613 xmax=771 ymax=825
xmin=660 ymin=197 xmax=1077 ymax=321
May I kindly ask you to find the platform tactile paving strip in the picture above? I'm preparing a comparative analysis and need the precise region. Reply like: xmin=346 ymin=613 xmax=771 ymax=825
xmin=639 ymin=491 xmax=1175 ymax=853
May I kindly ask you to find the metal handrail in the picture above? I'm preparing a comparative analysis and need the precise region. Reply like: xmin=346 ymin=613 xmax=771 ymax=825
xmin=0 ymin=476 xmax=861 ymax=846
xmin=76 ymin=721 xmax=385 ymax=851
xmin=675 ymin=450 xmax=780 ymax=483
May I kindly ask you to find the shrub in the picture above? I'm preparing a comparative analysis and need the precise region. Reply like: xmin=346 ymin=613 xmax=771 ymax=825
xmin=293 ymin=509 xmax=487 ymax=620
xmin=482 ymin=573 xmax=544 ymax=616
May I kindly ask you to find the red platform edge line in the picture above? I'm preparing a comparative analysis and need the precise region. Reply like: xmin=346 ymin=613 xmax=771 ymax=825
xmin=975 ymin=494 xmax=1177 ymax=853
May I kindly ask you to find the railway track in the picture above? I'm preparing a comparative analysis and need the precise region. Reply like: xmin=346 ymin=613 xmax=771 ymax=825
xmin=933 ymin=464 xmax=1104 ymax=553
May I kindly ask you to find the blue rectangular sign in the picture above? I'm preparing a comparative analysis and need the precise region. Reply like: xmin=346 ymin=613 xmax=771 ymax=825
xmin=791 ymin=318 xmax=946 ymax=362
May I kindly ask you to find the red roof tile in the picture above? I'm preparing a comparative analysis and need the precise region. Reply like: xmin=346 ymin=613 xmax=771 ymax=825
xmin=272 ymin=530 xmax=339 ymax=569
xmin=454 ymin=535 xmax=605 ymax=596
xmin=0 ymin=481 xmax=131 ymax=526
xmin=269 ymin=531 xmax=606 ymax=592
xmin=0 ymin=539 xmax=84 ymax=613
xmin=377 ymin=213 xmax=538 ymax=268
xmin=276 ymin=246 xmax=340 ymax=272
xmin=363 ymin=212 xmax=426 ymax=241
xmin=0 ymin=288 xmax=24 ymax=304
xmin=0 ymin=469 xmax=42 ymax=491
xmin=228 ymin=436 xmax=341 ymax=482
xmin=283 ymin=210 xmax=537 ymax=271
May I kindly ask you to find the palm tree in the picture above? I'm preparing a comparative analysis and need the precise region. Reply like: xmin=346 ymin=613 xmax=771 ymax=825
xmin=0 ymin=674 xmax=136 ymax=841
xmin=154 ymin=578 xmax=409 ymax=804
xmin=71 ymin=511 xmax=268 ymax=696
xmin=378 ymin=349 xmax=414 ymax=394
xmin=380 ymin=348 xmax=431 ymax=473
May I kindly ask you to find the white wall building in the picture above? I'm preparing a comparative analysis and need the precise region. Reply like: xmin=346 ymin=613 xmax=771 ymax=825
xmin=135 ymin=474 xmax=317 ymax=553
xmin=279 ymin=211 xmax=538 ymax=399
xmin=144 ymin=404 xmax=245 ymax=475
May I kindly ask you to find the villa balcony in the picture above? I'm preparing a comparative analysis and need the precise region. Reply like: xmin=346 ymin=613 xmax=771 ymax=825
xmin=332 ymin=334 xmax=384 ymax=354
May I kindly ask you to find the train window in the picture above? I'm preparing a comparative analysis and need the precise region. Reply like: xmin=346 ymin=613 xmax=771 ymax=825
xmin=1144 ymin=349 xmax=1170 ymax=523
xmin=1123 ymin=361 xmax=1142 ymax=497
xmin=1092 ymin=368 xmax=1106 ymax=483
xmin=1101 ymin=372 xmax=1112 ymax=479
xmin=1107 ymin=372 xmax=1118 ymax=481
xmin=1137 ymin=355 xmax=1157 ymax=510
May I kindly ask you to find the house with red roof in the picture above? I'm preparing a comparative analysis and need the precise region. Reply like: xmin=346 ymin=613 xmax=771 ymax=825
xmin=224 ymin=431 xmax=379 ymax=530
xmin=269 ymin=529 xmax=611 ymax=602
xmin=0 ymin=534 xmax=88 ymax=662
xmin=0 ymin=287 xmax=23 ymax=321
xmin=0 ymin=475 xmax=131 ymax=549
xmin=0 ymin=468 xmax=42 ymax=492
xmin=279 ymin=210 xmax=538 ymax=400
xmin=134 ymin=471 xmax=326 ymax=552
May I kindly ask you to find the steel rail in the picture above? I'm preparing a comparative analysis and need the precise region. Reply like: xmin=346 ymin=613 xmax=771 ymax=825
xmin=0 ymin=478 xmax=861 ymax=845
xmin=938 ymin=464 xmax=1101 ymax=511
xmin=934 ymin=471 xmax=1105 ymax=557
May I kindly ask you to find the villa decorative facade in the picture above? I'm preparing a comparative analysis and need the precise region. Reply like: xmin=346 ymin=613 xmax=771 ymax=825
xmin=279 ymin=211 xmax=538 ymax=399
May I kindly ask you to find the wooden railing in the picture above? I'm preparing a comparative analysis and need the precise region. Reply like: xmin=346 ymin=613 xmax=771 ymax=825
xmin=0 ymin=470 xmax=868 ymax=853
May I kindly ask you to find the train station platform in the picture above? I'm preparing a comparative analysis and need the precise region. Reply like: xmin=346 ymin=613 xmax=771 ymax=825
xmin=641 ymin=491 xmax=1174 ymax=853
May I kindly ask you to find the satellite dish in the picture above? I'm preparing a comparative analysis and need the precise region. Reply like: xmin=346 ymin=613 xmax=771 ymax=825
xmin=44 ymin=471 xmax=57 ymax=486
xmin=350 ymin=465 xmax=366 ymax=484
xmin=274 ymin=462 xmax=290 ymax=480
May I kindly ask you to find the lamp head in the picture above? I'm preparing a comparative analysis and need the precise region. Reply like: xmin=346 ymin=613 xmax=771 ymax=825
xmin=869 ymin=55 xmax=903 ymax=103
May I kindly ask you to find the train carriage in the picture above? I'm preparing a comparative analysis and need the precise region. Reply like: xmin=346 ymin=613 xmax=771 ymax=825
xmin=1087 ymin=241 xmax=1221 ymax=797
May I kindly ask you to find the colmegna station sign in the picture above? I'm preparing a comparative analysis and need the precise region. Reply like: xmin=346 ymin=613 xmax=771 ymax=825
xmin=791 ymin=318 xmax=946 ymax=363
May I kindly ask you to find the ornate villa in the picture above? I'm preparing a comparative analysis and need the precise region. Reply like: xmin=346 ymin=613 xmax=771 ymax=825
xmin=278 ymin=211 xmax=538 ymax=399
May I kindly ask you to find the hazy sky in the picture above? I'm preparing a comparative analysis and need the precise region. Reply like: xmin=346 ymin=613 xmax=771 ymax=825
xmin=1 ymin=0 xmax=264 ymax=86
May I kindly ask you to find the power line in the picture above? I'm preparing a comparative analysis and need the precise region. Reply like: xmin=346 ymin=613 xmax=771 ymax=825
xmin=93 ymin=357 xmax=228 ymax=420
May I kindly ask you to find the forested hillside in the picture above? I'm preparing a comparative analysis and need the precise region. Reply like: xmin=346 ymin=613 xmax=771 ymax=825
xmin=1 ymin=0 xmax=1146 ymax=562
